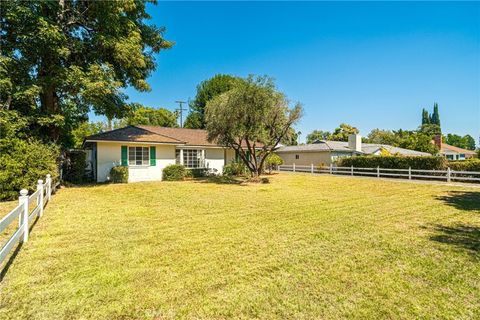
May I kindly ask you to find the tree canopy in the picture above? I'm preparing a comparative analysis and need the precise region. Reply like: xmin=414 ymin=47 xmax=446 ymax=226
xmin=184 ymin=74 xmax=240 ymax=129
xmin=306 ymin=130 xmax=331 ymax=144
xmin=205 ymin=76 xmax=302 ymax=177
xmin=119 ymin=105 xmax=177 ymax=127
xmin=0 ymin=0 xmax=172 ymax=144
xmin=445 ymin=134 xmax=476 ymax=150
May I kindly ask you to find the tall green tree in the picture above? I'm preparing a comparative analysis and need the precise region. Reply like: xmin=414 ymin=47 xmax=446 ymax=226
xmin=0 ymin=0 xmax=172 ymax=144
xmin=329 ymin=123 xmax=359 ymax=141
xmin=430 ymin=102 xmax=440 ymax=126
xmin=365 ymin=129 xmax=397 ymax=145
xmin=119 ymin=105 xmax=177 ymax=128
xmin=205 ymin=76 xmax=302 ymax=178
xmin=421 ymin=108 xmax=430 ymax=125
xmin=306 ymin=130 xmax=331 ymax=144
xmin=445 ymin=133 xmax=476 ymax=150
xmin=184 ymin=74 xmax=240 ymax=129
xmin=71 ymin=121 xmax=108 ymax=148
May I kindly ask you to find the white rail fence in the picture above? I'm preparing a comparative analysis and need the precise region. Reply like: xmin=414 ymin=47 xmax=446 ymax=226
xmin=0 ymin=174 xmax=58 ymax=266
xmin=278 ymin=164 xmax=480 ymax=183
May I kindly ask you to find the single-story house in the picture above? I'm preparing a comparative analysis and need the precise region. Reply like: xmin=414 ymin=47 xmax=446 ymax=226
xmin=432 ymin=135 xmax=476 ymax=161
xmin=83 ymin=125 xmax=238 ymax=183
xmin=275 ymin=134 xmax=431 ymax=166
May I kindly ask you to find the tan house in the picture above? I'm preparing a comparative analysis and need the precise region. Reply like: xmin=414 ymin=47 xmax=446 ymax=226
xmin=83 ymin=126 xmax=237 ymax=183
xmin=275 ymin=134 xmax=430 ymax=166
xmin=433 ymin=135 xmax=476 ymax=161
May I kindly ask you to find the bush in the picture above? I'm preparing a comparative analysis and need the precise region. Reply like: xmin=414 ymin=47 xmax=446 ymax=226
xmin=63 ymin=150 xmax=87 ymax=184
xmin=110 ymin=166 xmax=129 ymax=183
xmin=447 ymin=159 xmax=480 ymax=172
xmin=264 ymin=153 xmax=283 ymax=173
xmin=223 ymin=161 xmax=247 ymax=176
xmin=0 ymin=138 xmax=60 ymax=200
xmin=187 ymin=168 xmax=208 ymax=178
xmin=338 ymin=156 xmax=445 ymax=170
xmin=163 ymin=164 xmax=187 ymax=181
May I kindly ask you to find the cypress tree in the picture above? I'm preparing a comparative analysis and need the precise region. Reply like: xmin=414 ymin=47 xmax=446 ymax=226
xmin=421 ymin=108 xmax=430 ymax=125
xmin=431 ymin=103 xmax=440 ymax=126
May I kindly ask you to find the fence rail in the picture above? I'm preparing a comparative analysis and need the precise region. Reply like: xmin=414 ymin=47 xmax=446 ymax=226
xmin=0 ymin=174 xmax=56 ymax=265
xmin=278 ymin=164 xmax=480 ymax=183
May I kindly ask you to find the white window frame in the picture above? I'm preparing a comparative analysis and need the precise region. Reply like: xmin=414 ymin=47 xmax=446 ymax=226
xmin=175 ymin=148 xmax=205 ymax=169
xmin=128 ymin=146 xmax=150 ymax=166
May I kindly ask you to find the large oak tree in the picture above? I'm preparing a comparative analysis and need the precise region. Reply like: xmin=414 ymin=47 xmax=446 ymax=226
xmin=0 ymin=0 xmax=172 ymax=144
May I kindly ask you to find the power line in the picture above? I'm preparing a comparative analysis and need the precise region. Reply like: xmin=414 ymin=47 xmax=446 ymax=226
xmin=175 ymin=100 xmax=187 ymax=128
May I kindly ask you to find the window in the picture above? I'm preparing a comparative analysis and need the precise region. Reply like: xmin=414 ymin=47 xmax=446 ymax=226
xmin=128 ymin=147 xmax=149 ymax=166
xmin=459 ymin=154 xmax=465 ymax=160
xmin=295 ymin=154 xmax=300 ymax=160
xmin=175 ymin=149 xmax=204 ymax=168
xmin=445 ymin=154 xmax=454 ymax=160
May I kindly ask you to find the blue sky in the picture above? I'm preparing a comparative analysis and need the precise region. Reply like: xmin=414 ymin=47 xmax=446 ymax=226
xmin=106 ymin=1 xmax=479 ymax=143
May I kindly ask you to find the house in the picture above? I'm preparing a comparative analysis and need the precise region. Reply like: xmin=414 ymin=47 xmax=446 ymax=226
xmin=433 ymin=135 xmax=476 ymax=161
xmin=83 ymin=125 xmax=237 ymax=183
xmin=275 ymin=134 xmax=430 ymax=166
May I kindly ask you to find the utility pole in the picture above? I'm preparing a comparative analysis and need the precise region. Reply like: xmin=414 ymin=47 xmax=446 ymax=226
xmin=175 ymin=100 xmax=187 ymax=128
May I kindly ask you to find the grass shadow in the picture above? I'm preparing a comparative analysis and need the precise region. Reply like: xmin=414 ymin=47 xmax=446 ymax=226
xmin=429 ymin=224 xmax=480 ymax=259
xmin=0 ymin=216 xmax=40 ymax=282
xmin=436 ymin=191 xmax=480 ymax=211
xmin=194 ymin=176 xmax=246 ymax=185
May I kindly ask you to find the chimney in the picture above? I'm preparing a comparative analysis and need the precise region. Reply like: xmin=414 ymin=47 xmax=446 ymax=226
xmin=433 ymin=134 xmax=442 ymax=149
xmin=348 ymin=134 xmax=362 ymax=152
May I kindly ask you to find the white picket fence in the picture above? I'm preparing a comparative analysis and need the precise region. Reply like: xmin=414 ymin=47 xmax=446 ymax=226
xmin=0 ymin=174 xmax=57 ymax=265
xmin=278 ymin=164 xmax=480 ymax=183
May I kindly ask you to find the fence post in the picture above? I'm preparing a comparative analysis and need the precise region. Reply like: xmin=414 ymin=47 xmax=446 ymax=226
xmin=46 ymin=174 xmax=52 ymax=201
xmin=19 ymin=189 xmax=29 ymax=243
xmin=293 ymin=163 xmax=296 ymax=172
xmin=447 ymin=167 xmax=451 ymax=183
xmin=37 ymin=180 xmax=44 ymax=217
xmin=351 ymin=165 xmax=354 ymax=176
xmin=311 ymin=163 xmax=314 ymax=174
xmin=408 ymin=167 xmax=412 ymax=180
xmin=330 ymin=163 xmax=333 ymax=174
xmin=377 ymin=166 xmax=380 ymax=178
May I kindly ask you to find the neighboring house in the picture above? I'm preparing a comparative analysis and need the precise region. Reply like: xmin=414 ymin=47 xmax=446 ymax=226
xmin=83 ymin=125 xmax=237 ymax=182
xmin=275 ymin=134 xmax=430 ymax=166
xmin=433 ymin=135 xmax=476 ymax=161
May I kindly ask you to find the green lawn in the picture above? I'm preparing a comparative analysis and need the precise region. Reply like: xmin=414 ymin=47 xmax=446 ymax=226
xmin=1 ymin=174 xmax=479 ymax=319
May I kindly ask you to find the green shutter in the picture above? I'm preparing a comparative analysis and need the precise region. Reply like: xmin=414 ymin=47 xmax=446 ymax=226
xmin=121 ymin=146 xmax=128 ymax=166
xmin=246 ymin=150 xmax=251 ymax=161
xmin=150 ymin=146 xmax=156 ymax=166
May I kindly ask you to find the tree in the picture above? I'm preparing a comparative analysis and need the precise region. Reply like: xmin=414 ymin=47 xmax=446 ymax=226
xmin=365 ymin=129 xmax=397 ymax=145
xmin=71 ymin=121 xmax=108 ymax=148
xmin=306 ymin=130 xmax=330 ymax=144
xmin=281 ymin=128 xmax=301 ymax=146
xmin=421 ymin=108 xmax=430 ymax=125
xmin=419 ymin=123 xmax=441 ymax=136
xmin=445 ymin=133 xmax=476 ymax=150
xmin=185 ymin=74 xmax=240 ymax=129
xmin=329 ymin=123 xmax=359 ymax=141
xmin=119 ymin=105 xmax=177 ymax=127
xmin=393 ymin=129 xmax=438 ymax=154
xmin=462 ymin=134 xmax=476 ymax=150
xmin=1 ymin=1 xmax=172 ymax=144
xmin=205 ymin=76 xmax=302 ymax=178
xmin=430 ymin=102 xmax=440 ymax=126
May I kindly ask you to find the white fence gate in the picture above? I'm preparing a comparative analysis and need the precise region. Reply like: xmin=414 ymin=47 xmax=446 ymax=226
xmin=0 ymin=174 xmax=58 ymax=265
xmin=278 ymin=164 xmax=480 ymax=183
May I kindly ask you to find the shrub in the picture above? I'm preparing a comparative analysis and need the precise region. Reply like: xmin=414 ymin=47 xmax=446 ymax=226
xmin=264 ymin=153 xmax=283 ymax=173
xmin=163 ymin=164 xmax=187 ymax=181
xmin=188 ymin=168 xmax=208 ymax=178
xmin=338 ymin=156 xmax=445 ymax=170
xmin=223 ymin=161 xmax=247 ymax=176
xmin=0 ymin=138 xmax=60 ymax=200
xmin=447 ymin=159 xmax=480 ymax=172
xmin=63 ymin=150 xmax=87 ymax=184
xmin=110 ymin=166 xmax=129 ymax=183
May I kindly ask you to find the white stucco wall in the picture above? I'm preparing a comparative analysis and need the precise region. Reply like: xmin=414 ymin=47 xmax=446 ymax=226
xmin=205 ymin=148 xmax=226 ymax=174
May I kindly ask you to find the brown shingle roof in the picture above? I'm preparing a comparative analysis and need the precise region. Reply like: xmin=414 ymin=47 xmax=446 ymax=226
xmin=137 ymin=125 xmax=219 ymax=146
xmin=85 ymin=126 xmax=184 ymax=144
xmin=441 ymin=143 xmax=476 ymax=155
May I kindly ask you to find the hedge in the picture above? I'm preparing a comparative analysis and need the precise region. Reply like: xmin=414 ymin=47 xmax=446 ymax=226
xmin=338 ymin=156 xmax=446 ymax=170
xmin=447 ymin=159 xmax=480 ymax=172
xmin=163 ymin=164 xmax=187 ymax=181
xmin=110 ymin=166 xmax=129 ymax=183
